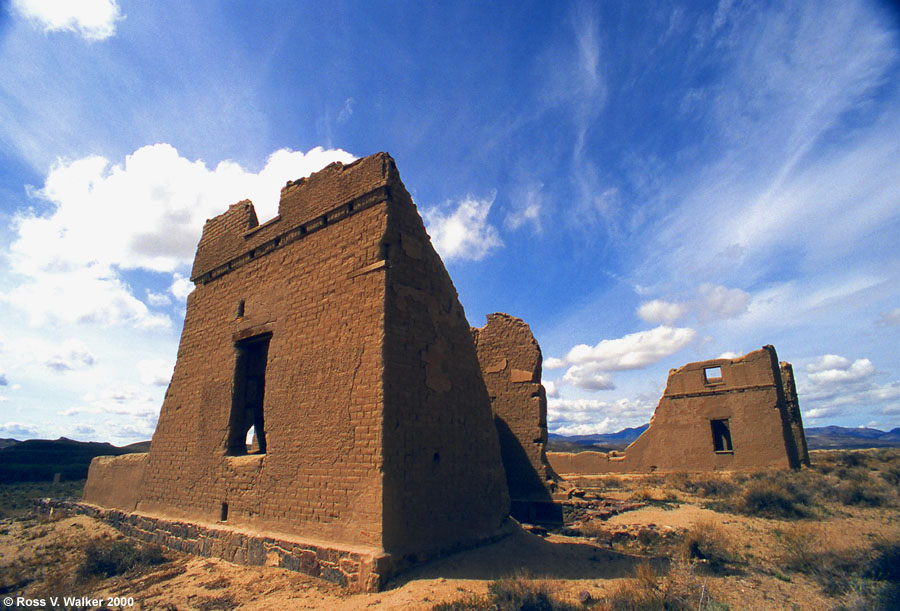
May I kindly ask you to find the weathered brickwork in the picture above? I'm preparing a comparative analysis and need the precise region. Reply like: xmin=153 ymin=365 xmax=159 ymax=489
xmin=472 ymin=313 xmax=557 ymax=500
xmin=548 ymin=346 xmax=810 ymax=474
xmin=83 ymin=153 xmax=510 ymax=590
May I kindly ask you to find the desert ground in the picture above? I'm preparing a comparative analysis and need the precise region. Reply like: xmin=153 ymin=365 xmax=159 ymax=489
xmin=1 ymin=449 xmax=898 ymax=610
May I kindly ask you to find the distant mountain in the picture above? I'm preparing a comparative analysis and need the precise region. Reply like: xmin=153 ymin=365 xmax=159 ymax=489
xmin=0 ymin=437 xmax=150 ymax=483
xmin=0 ymin=438 xmax=21 ymax=451
xmin=804 ymin=427 xmax=900 ymax=450
xmin=548 ymin=424 xmax=900 ymax=452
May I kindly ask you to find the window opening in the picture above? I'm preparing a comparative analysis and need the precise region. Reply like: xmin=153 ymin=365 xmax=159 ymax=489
xmin=704 ymin=366 xmax=723 ymax=384
xmin=226 ymin=333 xmax=271 ymax=455
xmin=220 ymin=502 xmax=228 ymax=522
xmin=711 ymin=419 xmax=733 ymax=453
xmin=236 ymin=300 xmax=245 ymax=318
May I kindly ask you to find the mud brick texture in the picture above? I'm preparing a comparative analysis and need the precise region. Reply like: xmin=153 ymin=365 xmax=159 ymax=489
xmin=83 ymin=153 xmax=510 ymax=589
xmin=473 ymin=313 xmax=557 ymax=501
xmin=548 ymin=346 xmax=811 ymax=474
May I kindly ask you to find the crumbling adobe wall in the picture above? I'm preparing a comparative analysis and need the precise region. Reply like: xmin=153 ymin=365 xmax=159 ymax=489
xmin=780 ymin=362 xmax=810 ymax=467
xmin=472 ymin=313 xmax=556 ymax=501
xmin=84 ymin=153 xmax=510 ymax=582
xmin=380 ymin=169 xmax=509 ymax=554
xmin=82 ymin=453 xmax=148 ymax=512
xmin=548 ymin=346 xmax=810 ymax=474
xmin=136 ymin=158 xmax=390 ymax=548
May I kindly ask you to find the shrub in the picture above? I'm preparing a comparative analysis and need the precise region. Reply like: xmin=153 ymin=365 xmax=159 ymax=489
xmin=604 ymin=562 xmax=728 ymax=611
xmin=835 ymin=480 xmax=888 ymax=507
xmin=77 ymin=539 xmax=166 ymax=580
xmin=487 ymin=577 xmax=579 ymax=611
xmin=733 ymin=480 xmax=809 ymax=519
xmin=680 ymin=519 xmax=738 ymax=574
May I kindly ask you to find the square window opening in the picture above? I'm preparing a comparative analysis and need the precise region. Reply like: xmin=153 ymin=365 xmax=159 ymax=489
xmin=711 ymin=418 xmax=733 ymax=453
xmin=704 ymin=366 xmax=723 ymax=384
xmin=226 ymin=333 xmax=271 ymax=456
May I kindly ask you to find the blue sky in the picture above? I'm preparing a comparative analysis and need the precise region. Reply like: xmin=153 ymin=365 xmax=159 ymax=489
xmin=1 ymin=0 xmax=899 ymax=444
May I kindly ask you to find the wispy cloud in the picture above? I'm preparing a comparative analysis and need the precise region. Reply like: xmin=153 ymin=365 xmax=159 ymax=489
xmin=12 ymin=0 xmax=124 ymax=41
xmin=422 ymin=194 xmax=503 ymax=262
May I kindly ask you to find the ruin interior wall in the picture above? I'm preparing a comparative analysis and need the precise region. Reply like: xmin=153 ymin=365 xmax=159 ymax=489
xmin=548 ymin=346 xmax=809 ymax=474
xmin=380 ymin=172 xmax=509 ymax=553
xmin=472 ymin=313 xmax=556 ymax=501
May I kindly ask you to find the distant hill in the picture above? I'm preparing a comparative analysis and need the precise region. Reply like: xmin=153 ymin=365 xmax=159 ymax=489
xmin=548 ymin=424 xmax=900 ymax=453
xmin=0 ymin=437 xmax=150 ymax=483
xmin=0 ymin=438 xmax=21 ymax=451
xmin=804 ymin=426 xmax=900 ymax=450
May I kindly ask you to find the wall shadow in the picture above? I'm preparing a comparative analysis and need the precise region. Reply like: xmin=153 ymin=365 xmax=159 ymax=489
xmin=388 ymin=528 xmax=667 ymax=587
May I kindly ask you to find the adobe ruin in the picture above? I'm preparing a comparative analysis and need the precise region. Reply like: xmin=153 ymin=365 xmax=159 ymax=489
xmin=83 ymin=153 xmax=511 ymax=591
xmin=473 ymin=313 xmax=561 ymax=523
xmin=548 ymin=346 xmax=811 ymax=474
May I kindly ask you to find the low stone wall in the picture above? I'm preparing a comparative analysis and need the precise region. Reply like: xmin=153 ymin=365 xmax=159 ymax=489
xmin=35 ymin=499 xmax=389 ymax=593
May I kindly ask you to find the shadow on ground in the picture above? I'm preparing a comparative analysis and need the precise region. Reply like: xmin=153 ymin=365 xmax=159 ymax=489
xmin=389 ymin=527 xmax=665 ymax=587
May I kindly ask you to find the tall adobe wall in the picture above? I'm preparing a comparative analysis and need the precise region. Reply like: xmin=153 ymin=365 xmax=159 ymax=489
xmin=548 ymin=346 xmax=810 ymax=474
xmin=472 ymin=313 xmax=557 ymax=501
xmin=85 ymin=153 xmax=509 ymax=586
xmin=378 ymin=161 xmax=509 ymax=554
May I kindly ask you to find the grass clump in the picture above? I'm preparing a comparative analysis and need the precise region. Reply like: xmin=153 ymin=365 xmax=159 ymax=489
xmin=433 ymin=576 xmax=579 ymax=611
xmin=732 ymin=480 xmax=810 ymax=519
xmin=680 ymin=519 xmax=739 ymax=575
xmin=603 ymin=562 xmax=728 ymax=610
xmin=77 ymin=539 xmax=166 ymax=580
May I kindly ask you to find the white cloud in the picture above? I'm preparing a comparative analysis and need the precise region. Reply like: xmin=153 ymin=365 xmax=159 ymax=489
xmin=4 ymin=144 xmax=353 ymax=332
xmin=876 ymin=308 xmax=900 ymax=327
xmin=4 ymin=264 xmax=171 ymax=330
xmin=137 ymin=359 xmax=173 ymax=387
xmin=564 ymin=325 xmax=696 ymax=371
xmin=0 ymin=422 xmax=39 ymax=438
xmin=697 ymin=283 xmax=750 ymax=320
xmin=14 ymin=144 xmax=355 ymax=275
xmin=422 ymin=193 xmax=503 ymax=262
xmin=44 ymin=339 xmax=95 ymax=371
xmin=561 ymin=362 xmax=615 ymax=391
xmin=170 ymin=274 xmax=193 ymax=301
xmin=798 ymin=354 xmax=899 ymax=424
xmin=548 ymin=393 xmax=658 ymax=436
xmin=12 ymin=0 xmax=124 ymax=41
xmin=807 ymin=357 xmax=874 ymax=386
xmin=145 ymin=291 xmax=171 ymax=307
xmin=637 ymin=299 xmax=689 ymax=325
xmin=717 ymin=351 xmax=739 ymax=359
xmin=12 ymin=337 xmax=96 ymax=372
xmin=504 ymin=183 xmax=543 ymax=232
xmin=544 ymin=357 xmax=566 ymax=370
xmin=806 ymin=354 xmax=851 ymax=374
xmin=543 ymin=379 xmax=559 ymax=398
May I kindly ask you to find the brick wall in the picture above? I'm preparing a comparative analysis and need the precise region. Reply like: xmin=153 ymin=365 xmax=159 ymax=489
xmin=548 ymin=346 xmax=810 ymax=474
xmin=473 ymin=313 xmax=556 ymax=500
xmin=88 ymin=153 xmax=510 ymax=566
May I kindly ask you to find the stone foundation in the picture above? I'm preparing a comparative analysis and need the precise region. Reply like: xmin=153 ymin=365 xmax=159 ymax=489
xmin=36 ymin=499 xmax=390 ymax=592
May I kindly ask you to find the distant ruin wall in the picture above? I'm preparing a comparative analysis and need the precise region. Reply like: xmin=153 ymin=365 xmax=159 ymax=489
xmin=548 ymin=346 xmax=810 ymax=474
xmin=473 ymin=313 xmax=557 ymax=501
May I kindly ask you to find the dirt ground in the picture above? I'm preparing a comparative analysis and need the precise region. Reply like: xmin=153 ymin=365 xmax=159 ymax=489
xmin=2 ymin=450 xmax=899 ymax=610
